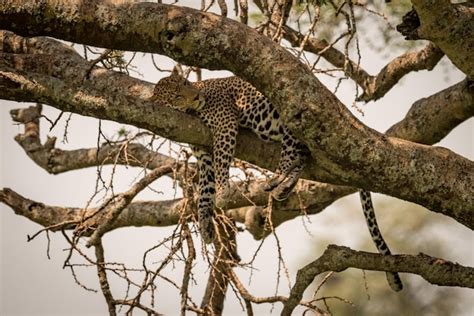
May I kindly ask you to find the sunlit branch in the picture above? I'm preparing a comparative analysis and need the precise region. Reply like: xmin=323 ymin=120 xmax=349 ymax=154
xmin=0 ymin=2 xmax=470 ymax=219
xmin=1 ymin=29 xmax=473 ymax=227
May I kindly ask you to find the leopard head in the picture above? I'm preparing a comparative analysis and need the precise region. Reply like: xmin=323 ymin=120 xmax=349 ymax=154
xmin=151 ymin=68 xmax=205 ymax=112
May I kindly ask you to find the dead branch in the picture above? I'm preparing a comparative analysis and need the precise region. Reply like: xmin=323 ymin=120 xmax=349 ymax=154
xmin=282 ymin=244 xmax=474 ymax=315
xmin=200 ymin=212 xmax=239 ymax=314
xmin=0 ymin=187 xmax=183 ymax=235
xmin=95 ymin=240 xmax=117 ymax=316
xmin=0 ymin=176 xmax=353 ymax=239
xmin=83 ymin=163 xmax=174 ymax=247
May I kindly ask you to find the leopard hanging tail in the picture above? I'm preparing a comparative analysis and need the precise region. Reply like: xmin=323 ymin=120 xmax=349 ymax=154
xmin=359 ymin=190 xmax=403 ymax=292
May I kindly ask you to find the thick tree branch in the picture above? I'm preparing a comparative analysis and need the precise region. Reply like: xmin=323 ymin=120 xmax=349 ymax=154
xmin=387 ymin=78 xmax=474 ymax=144
xmin=0 ymin=188 xmax=183 ymax=234
xmin=1 ymin=27 xmax=472 ymax=227
xmin=10 ymin=94 xmax=470 ymax=236
xmin=9 ymin=82 xmax=472 ymax=237
xmin=0 ymin=1 xmax=471 ymax=224
xmin=0 ymin=173 xmax=353 ymax=240
xmin=283 ymin=26 xmax=444 ymax=102
xmin=407 ymin=0 xmax=473 ymax=78
xmin=9 ymin=104 xmax=179 ymax=174
xmin=282 ymin=244 xmax=474 ymax=315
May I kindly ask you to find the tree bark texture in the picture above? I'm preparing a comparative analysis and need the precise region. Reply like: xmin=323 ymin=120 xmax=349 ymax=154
xmin=410 ymin=0 xmax=473 ymax=78
xmin=281 ymin=244 xmax=474 ymax=315
xmin=0 ymin=2 xmax=473 ymax=226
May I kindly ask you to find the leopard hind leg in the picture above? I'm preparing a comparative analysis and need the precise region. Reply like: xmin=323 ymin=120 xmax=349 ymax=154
xmin=264 ymin=131 xmax=306 ymax=200
xmin=270 ymin=161 xmax=304 ymax=201
xmin=360 ymin=190 xmax=403 ymax=292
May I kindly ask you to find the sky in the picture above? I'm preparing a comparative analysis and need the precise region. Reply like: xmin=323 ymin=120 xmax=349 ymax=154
xmin=1 ymin=2 xmax=473 ymax=316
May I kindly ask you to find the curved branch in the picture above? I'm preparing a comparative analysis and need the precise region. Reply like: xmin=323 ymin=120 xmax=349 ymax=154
xmin=358 ymin=42 xmax=444 ymax=102
xmin=283 ymin=26 xmax=444 ymax=102
xmin=387 ymin=78 xmax=474 ymax=144
xmin=10 ymin=104 xmax=178 ymax=174
xmin=282 ymin=244 xmax=474 ymax=315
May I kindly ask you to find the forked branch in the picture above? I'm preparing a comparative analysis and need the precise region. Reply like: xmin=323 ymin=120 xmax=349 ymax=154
xmin=283 ymin=26 xmax=444 ymax=102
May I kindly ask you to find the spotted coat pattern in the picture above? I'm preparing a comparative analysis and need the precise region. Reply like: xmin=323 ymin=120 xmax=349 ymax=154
xmin=153 ymin=72 xmax=402 ymax=292
xmin=153 ymin=71 xmax=306 ymax=243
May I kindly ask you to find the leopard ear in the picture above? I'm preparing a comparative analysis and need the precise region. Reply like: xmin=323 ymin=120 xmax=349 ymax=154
xmin=171 ymin=65 xmax=181 ymax=78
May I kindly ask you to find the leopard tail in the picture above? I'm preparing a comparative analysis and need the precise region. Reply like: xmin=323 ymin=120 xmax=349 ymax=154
xmin=359 ymin=190 xmax=403 ymax=292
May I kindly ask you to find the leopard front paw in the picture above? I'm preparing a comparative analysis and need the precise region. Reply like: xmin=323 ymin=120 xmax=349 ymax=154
xmin=199 ymin=209 xmax=215 ymax=244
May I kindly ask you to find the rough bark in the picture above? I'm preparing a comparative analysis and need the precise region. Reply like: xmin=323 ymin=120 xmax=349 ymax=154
xmin=0 ymin=171 xmax=353 ymax=240
xmin=409 ymin=0 xmax=474 ymax=79
xmin=0 ymin=3 xmax=472 ymax=313
xmin=0 ymin=2 xmax=472 ymax=225
xmin=387 ymin=78 xmax=474 ymax=144
xmin=1 ymin=25 xmax=473 ymax=227
xmin=282 ymin=244 xmax=474 ymax=315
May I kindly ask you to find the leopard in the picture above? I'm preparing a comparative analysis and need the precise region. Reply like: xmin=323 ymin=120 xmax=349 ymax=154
xmin=152 ymin=69 xmax=402 ymax=291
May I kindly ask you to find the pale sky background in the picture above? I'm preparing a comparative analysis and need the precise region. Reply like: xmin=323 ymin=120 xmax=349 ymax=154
xmin=1 ymin=2 xmax=473 ymax=316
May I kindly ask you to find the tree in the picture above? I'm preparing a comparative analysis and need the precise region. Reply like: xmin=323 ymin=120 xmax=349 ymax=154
xmin=0 ymin=0 xmax=472 ymax=315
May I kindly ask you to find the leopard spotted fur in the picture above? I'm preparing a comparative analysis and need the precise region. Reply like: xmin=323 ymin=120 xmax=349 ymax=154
xmin=152 ymin=70 xmax=402 ymax=291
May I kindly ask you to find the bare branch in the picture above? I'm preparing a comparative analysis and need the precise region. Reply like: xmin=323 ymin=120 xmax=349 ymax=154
xmin=200 ymin=217 xmax=236 ymax=314
xmin=95 ymin=240 xmax=117 ymax=316
xmin=357 ymin=42 xmax=444 ymax=102
xmin=0 ymin=188 xmax=182 ymax=234
xmin=9 ymin=104 xmax=179 ymax=174
xmin=180 ymin=224 xmax=196 ymax=316
xmin=282 ymin=244 xmax=474 ymax=315
xmin=84 ymin=163 xmax=174 ymax=247
xmin=283 ymin=26 xmax=444 ymax=101
xmin=0 ymin=176 xmax=353 ymax=239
